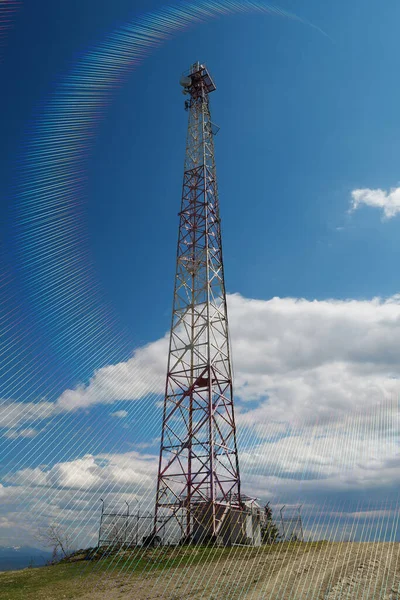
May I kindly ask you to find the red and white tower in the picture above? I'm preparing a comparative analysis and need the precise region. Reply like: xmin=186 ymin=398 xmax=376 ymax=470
xmin=154 ymin=63 xmax=241 ymax=543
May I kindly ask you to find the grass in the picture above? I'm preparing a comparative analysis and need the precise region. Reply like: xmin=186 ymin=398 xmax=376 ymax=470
xmin=0 ymin=561 xmax=92 ymax=600
xmin=0 ymin=541 xmax=329 ymax=600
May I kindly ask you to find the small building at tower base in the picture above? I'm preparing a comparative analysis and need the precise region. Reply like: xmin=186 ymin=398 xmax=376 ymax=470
xmin=191 ymin=497 xmax=264 ymax=547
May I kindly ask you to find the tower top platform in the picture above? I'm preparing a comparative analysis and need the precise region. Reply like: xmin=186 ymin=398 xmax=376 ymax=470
xmin=180 ymin=62 xmax=216 ymax=95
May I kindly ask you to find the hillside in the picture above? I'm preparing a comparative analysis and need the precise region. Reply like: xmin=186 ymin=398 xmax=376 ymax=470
xmin=0 ymin=547 xmax=52 ymax=572
xmin=0 ymin=542 xmax=399 ymax=599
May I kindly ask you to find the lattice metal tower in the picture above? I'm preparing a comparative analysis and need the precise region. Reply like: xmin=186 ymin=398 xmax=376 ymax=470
xmin=154 ymin=63 xmax=241 ymax=543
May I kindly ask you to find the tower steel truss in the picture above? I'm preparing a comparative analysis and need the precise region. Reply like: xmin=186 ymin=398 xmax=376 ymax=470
xmin=154 ymin=63 xmax=241 ymax=542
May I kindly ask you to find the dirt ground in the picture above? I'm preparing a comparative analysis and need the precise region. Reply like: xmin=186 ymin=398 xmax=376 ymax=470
xmin=75 ymin=542 xmax=400 ymax=600
xmin=2 ymin=542 xmax=400 ymax=599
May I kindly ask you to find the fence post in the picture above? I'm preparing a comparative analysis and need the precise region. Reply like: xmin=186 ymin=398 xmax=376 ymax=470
xmin=98 ymin=499 xmax=105 ymax=547
xmin=136 ymin=502 xmax=140 ymax=546
xmin=298 ymin=505 xmax=304 ymax=542
xmin=280 ymin=505 xmax=286 ymax=540
xmin=125 ymin=502 xmax=129 ymax=547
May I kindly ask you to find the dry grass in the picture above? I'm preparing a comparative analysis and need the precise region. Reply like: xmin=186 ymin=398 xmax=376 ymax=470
xmin=1 ymin=542 xmax=399 ymax=599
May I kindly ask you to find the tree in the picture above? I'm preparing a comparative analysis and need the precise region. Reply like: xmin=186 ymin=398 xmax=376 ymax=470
xmin=37 ymin=524 xmax=73 ymax=561
xmin=261 ymin=502 xmax=280 ymax=545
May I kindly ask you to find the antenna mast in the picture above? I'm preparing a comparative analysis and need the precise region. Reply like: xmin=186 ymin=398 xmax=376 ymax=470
xmin=154 ymin=62 xmax=241 ymax=543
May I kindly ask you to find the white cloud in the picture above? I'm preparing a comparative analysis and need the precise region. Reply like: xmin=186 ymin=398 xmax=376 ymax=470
xmin=5 ymin=451 xmax=157 ymax=492
xmin=4 ymin=428 xmax=40 ymax=439
xmin=3 ymin=293 xmax=400 ymax=434
xmin=350 ymin=186 xmax=400 ymax=219
xmin=110 ymin=410 xmax=128 ymax=418
xmin=2 ymin=426 xmax=399 ymax=546
xmin=0 ymin=401 xmax=56 ymax=428
xmin=0 ymin=335 xmax=168 ymax=429
xmin=55 ymin=334 xmax=167 ymax=412
xmin=0 ymin=452 xmax=159 ymax=547
xmin=3 ymin=289 xmax=400 ymax=545
xmin=346 ymin=510 xmax=396 ymax=520
xmin=241 ymin=426 xmax=400 ymax=488
xmin=228 ymin=294 xmax=400 ymax=428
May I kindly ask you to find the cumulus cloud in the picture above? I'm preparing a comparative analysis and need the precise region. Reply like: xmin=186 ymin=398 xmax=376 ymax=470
xmin=3 ymin=292 xmax=400 ymax=544
xmin=0 ymin=335 xmax=168 ymax=429
xmin=0 ymin=401 xmax=56 ymax=428
xmin=350 ymin=186 xmax=400 ymax=219
xmin=5 ymin=451 xmax=157 ymax=492
xmin=3 ymin=293 xmax=400 ymax=434
xmin=55 ymin=334 xmax=168 ymax=412
xmin=228 ymin=293 xmax=400 ymax=428
xmin=346 ymin=510 xmax=397 ymax=520
xmin=3 ymin=428 xmax=40 ymax=439
xmin=241 ymin=423 xmax=400 ymax=490
xmin=2 ymin=428 xmax=399 ymax=545
xmin=0 ymin=452 xmax=159 ymax=546
xmin=4 ymin=438 xmax=399 ymax=547
xmin=111 ymin=410 xmax=128 ymax=418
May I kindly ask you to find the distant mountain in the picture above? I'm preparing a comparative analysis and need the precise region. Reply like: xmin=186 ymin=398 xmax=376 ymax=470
xmin=0 ymin=546 xmax=52 ymax=571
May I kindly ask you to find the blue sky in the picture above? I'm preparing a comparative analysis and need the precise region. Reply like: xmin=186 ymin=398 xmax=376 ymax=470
xmin=2 ymin=0 xmax=400 ymax=547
